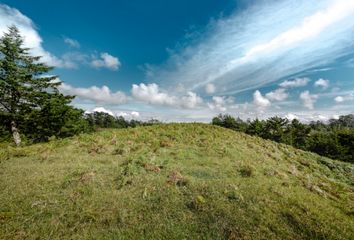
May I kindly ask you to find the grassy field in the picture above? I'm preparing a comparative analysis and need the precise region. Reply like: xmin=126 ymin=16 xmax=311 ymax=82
xmin=0 ymin=123 xmax=353 ymax=239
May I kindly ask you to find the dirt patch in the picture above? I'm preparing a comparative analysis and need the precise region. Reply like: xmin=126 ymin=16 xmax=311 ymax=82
xmin=144 ymin=163 xmax=161 ymax=173
xmin=167 ymin=171 xmax=188 ymax=186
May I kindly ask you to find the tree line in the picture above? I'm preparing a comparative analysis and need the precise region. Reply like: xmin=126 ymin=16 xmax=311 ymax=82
xmin=212 ymin=114 xmax=354 ymax=163
xmin=85 ymin=111 xmax=160 ymax=129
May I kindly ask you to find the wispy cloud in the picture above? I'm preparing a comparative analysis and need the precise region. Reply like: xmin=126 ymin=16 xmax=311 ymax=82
xmin=63 ymin=37 xmax=80 ymax=48
xmin=148 ymin=0 xmax=354 ymax=95
xmin=279 ymin=78 xmax=310 ymax=88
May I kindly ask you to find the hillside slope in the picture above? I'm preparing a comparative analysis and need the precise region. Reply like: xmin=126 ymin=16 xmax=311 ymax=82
xmin=0 ymin=123 xmax=353 ymax=239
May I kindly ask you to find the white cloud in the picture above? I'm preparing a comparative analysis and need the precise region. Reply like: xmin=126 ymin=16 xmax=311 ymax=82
xmin=117 ymin=111 xmax=140 ymax=119
xmin=334 ymin=93 xmax=354 ymax=103
xmin=131 ymin=83 xmax=202 ymax=109
xmin=316 ymin=115 xmax=329 ymax=122
xmin=131 ymin=111 xmax=140 ymax=118
xmin=64 ymin=37 xmax=80 ymax=48
xmin=314 ymin=78 xmax=329 ymax=89
xmin=253 ymin=90 xmax=271 ymax=108
xmin=148 ymin=0 xmax=354 ymax=95
xmin=285 ymin=113 xmax=299 ymax=121
xmin=334 ymin=96 xmax=344 ymax=103
xmin=265 ymin=88 xmax=288 ymax=101
xmin=57 ymin=52 xmax=88 ymax=69
xmin=132 ymin=83 xmax=176 ymax=106
xmin=0 ymin=4 xmax=66 ymax=67
xmin=90 ymin=107 xmax=114 ymax=116
xmin=332 ymin=114 xmax=340 ymax=120
xmin=180 ymin=92 xmax=203 ymax=109
xmin=207 ymin=96 xmax=234 ymax=112
xmin=59 ymin=83 xmax=127 ymax=105
xmin=300 ymin=91 xmax=318 ymax=110
xmin=0 ymin=4 xmax=122 ymax=71
xmin=205 ymin=83 xmax=216 ymax=94
xmin=85 ymin=107 xmax=140 ymax=119
xmin=91 ymin=53 xmax=121 ymax=71
xmin=279 ymin=78 xmax=310 ymax=88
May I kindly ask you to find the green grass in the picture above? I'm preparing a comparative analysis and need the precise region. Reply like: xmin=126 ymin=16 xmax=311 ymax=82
xmin=0 ymin=123 xmax=353 ymax=239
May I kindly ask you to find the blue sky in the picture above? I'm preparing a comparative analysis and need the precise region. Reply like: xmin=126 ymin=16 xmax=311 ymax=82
xmin=1 ymin=0 xmax=354 ymax=122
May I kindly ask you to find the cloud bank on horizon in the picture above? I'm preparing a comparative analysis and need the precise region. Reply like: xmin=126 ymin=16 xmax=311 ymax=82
xmin=149 ymin=0 xmax=354 ymax=95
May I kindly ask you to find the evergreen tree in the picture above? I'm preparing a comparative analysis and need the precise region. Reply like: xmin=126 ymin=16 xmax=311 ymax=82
xmin=211 ymin=114 xmax=247 ymax=131
xmin=263 ymin=117 xmax=289 ymax=142
xmin=329 ymin=114 xmax=354 ymax=130
xmin=246 ymin=119 xmax=265 ymax=137
xmin=0 ymin=26 xmax=87 ymax=144
xmin=283 ymin=119 xmax=310 ymax=148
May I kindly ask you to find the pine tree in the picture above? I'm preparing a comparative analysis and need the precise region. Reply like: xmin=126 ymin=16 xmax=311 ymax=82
xmin=0 ymin=26 xmax=83 ymax=145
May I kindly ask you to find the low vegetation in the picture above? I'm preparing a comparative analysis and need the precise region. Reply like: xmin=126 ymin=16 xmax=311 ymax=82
xmin=1 ymin=124 xmax=353 ymax=239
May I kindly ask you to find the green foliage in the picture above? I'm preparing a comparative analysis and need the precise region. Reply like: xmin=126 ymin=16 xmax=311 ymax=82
xmin=245 ymin=118 xmax=266 ymax=136
xmin=329 ymin=114 xmax=354 ymax=129
xmin=212 ymin=114 xmax=354 ymax=163
xmin=85 ymin=111 xmax=161 ymax=129
xmin=263 ymin=116 xmax=289 ymax=142
xmin=306 ymin=131 xmax=340 ymax=159
xmin=212 ymin=114 xmax=247 ymax=131
xmin=0 ymin=26 xmax=89 ymax=143
xmin=286 ymin=119 xmax=310 ymax=148
xmin=0 ymin=124 xmax=10 ymax=142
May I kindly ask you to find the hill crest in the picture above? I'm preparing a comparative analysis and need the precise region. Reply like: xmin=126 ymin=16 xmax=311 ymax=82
xmin=0 ymin=123 xmax=353 ymax=239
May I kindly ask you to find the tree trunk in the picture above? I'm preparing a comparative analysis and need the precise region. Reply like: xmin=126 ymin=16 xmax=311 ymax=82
xmin=11 ymin=121 xmax=21 ymax=146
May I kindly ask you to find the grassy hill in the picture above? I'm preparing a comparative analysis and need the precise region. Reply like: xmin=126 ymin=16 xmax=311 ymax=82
xmin=0 ymin=123 xmax=353 ymax=239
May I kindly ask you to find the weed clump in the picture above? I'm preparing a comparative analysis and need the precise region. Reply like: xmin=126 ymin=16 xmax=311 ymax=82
xmin=187 ymin=195 xmax=207 ymax=211
xmin=167 ymin=171 xmax=189 ymax=186
xmin=144 ymin=163 xmax=161 ymax=173
xmin=88 ymin=142 xmax=106 ymax=154
xmin=239 ymin=165 xmax=254 ymax=177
